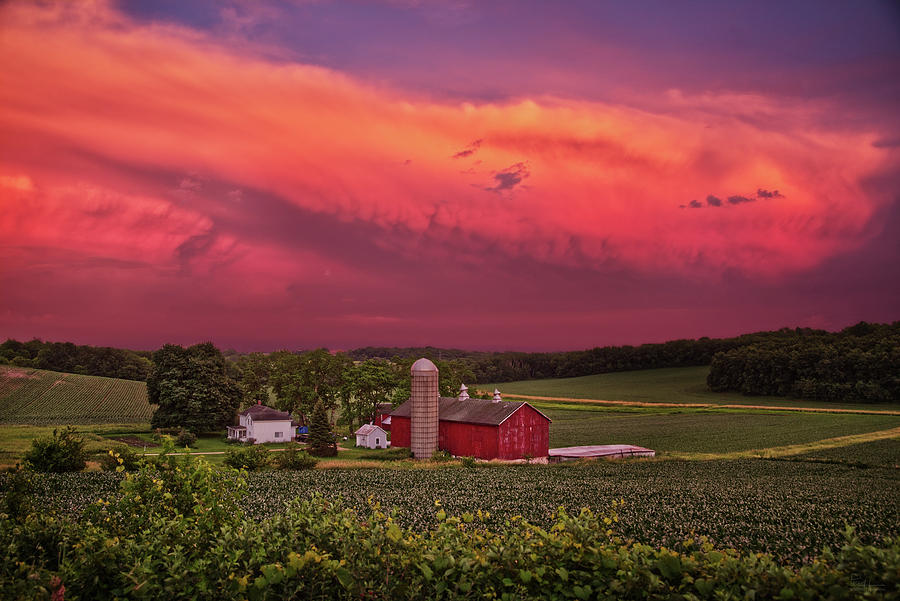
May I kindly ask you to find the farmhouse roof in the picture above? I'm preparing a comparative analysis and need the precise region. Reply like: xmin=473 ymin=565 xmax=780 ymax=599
xmin=391 ymin=397 xmax=551 ymax=426
xmin=239 ymin=404 xmax=292 ymax=422
xmin=355 ymin=424 xmax=384 ymax=436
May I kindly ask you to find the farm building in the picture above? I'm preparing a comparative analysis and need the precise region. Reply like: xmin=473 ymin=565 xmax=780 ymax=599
xmin=227 ymin=402 xmax=297 ymax=444
xmin=373 ymin=403 xmax=392 ymax=431
xmin=390 ymin=359 xmax=550 ymax=460
xmin=355 ymin=424 xmax=388 ymax=449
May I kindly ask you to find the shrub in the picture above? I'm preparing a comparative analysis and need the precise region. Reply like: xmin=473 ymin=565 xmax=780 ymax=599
xmin=0 ymin=465 xmax=34 ymax=519
xmin=224 ymin=444 xmax=270 ymax=470
xmin=431 ymin=449 xmax=452 ymax=462
xmin=23 ymin=427 xmax=87 ymax=472
xmin=97 ymin=447 xmax=142 ymax=472
xmin=176 ymin=429 xmax=197 ymax=448
xmin=460 ymin=455 xmax=477 ymax=469
xmin=274 ymin=444 xmax=318 ymax=470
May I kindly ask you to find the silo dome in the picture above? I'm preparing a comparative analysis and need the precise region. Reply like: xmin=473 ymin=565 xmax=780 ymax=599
xmin=411 ymin=358 xmax=438 ymax=372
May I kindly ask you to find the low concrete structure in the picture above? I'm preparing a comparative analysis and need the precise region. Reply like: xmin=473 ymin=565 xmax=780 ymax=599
xmin=549 ymin=444 xmax=655 ymax=462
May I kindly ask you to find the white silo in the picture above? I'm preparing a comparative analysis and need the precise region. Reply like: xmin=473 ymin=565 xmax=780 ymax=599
xmin=410 ymin=358 xmax=439 ymax=459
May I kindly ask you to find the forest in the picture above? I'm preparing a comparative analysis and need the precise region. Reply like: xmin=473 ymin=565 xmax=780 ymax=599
xmin=0 ymin=339 xmax=151 ymax=381
xmin=707 ymin=321 xmax=899 ymax=403
xmin=3 ymin=321 xmax=897 ymax=403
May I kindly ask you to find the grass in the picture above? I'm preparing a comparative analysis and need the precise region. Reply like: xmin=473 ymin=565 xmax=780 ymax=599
xmin=0 ymin=423 xmax=151 ymax=466
xmin=0 ymin=365 xmax=152 ymax=424
xmin=782 ymin=437 xmax=900 ymax=468
xmin=484 ymin=366 xmax=900 ymax=411
xmin=535 ymin=401 xmax=900 ymax=454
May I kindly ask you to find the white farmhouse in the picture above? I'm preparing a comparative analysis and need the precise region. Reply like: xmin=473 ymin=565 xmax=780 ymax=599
xmin=355 ymin=424 xmax=388 ymax=449
xmin=227 ymin=402 xmax=296 ymax=444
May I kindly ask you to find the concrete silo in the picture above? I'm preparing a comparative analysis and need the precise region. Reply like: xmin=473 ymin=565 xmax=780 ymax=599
xmin=410 ymin=358 xmax=439 ymax=459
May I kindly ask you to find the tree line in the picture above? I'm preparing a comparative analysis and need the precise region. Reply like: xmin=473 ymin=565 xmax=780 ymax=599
xmin=147 ymin=344 xmax=477 ymax=434
xmin=707 ymin=321 xmax=899 ymax=403
xmin=0 ymin=339 xmax=151 ymax=381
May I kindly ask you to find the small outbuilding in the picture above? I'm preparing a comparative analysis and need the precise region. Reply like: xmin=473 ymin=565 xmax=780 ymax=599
xmin=227 ymin=402 xmax=296 ymax=444
xmin=355 ymin=424 xmax=388 ymax=449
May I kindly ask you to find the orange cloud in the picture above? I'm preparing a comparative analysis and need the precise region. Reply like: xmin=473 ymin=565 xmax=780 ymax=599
xmin=0 ymin=0 xmax=894 ymax=284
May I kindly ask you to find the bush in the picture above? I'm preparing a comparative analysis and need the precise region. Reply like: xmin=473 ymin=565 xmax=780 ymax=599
xmin=23 ymin=427 xmax=87 ymax=472
xmin=274 ymin=444 xmax=318 ymax=470
xmin=176 ymin=429 xmax=197 ymax=448
xmin=97 ymin=447 xmax=142 ymax=472
xmin=431 ymin=449 xmax=452 ymax=462
xmin=460 ymin=455 xmax=477 ymax=469
xmin=223 ymin=444 xmax=270 ymax=470
xmin=0 ymin=466 xmax=34 ymax=519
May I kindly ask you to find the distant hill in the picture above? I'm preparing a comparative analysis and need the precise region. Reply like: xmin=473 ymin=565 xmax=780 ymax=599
xmin=0 ymin=366 xmax=153 ymax=425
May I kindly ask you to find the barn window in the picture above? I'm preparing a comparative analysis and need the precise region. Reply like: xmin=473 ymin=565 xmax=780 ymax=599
xmin=376 ymin=438 xmax=380 ymax=445
xmin=274 ymin=431 xmax=282 ymax=438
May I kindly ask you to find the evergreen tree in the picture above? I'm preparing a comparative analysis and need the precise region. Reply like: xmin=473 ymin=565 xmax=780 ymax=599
xmin=307 ymin=400 xmax=336 ymax=457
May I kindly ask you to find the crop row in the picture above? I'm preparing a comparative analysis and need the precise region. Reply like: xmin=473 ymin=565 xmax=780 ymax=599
xmin=25 ymin=458 xmax=898 ymax=565
xmin=0 ymin=367 xmax=152 ymax=424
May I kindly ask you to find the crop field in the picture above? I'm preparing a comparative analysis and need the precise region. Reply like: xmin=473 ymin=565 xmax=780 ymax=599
xmin=25 ymin=458 xmax=898 ymax=566
xmin=485 ymin=366 xmax=900 ymax=410
xmin=785 ymin=437 xmax=900 ymax=468
xmin=535 ymin=402 xmax=900 ymax=453
xmin=0 ymin=366 xmax=152 ymax=425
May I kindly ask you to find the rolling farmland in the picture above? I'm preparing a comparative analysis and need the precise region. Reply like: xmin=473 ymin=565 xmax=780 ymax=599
xmin=0 ymin=366 xmax=152 ymax=424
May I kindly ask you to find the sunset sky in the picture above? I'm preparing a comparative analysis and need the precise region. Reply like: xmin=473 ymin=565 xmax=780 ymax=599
xmin=1 ymin=0 xmax=898 ymax=352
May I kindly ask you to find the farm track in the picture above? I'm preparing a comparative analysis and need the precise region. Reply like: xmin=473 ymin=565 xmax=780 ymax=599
xmin=499 ymin=392 xmax=900 ymax=415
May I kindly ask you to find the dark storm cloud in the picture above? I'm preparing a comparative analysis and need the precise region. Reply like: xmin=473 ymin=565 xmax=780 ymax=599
xmin=756 ymin=188 xmax=783 ymax=198
xmin=706 ymin=195 xmax=722 ymax=207
xmin=727 ymin=195 xmax=755 ymax=205
xmin=452 ymin=138 xmax=483 ymax=159
xmin=484 ymin=162 xmax=529 ymax=192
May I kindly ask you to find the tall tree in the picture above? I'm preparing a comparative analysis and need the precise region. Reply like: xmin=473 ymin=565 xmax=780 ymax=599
xmin=269 ymin=348 xmax=352 ymax=424
xmin=148 ymin=343 xmax=242 ymax=433
xmin=340 ymin=359 xmax=398 ymax=432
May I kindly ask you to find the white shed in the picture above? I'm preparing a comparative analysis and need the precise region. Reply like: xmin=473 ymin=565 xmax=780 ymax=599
xmin=355 ymin=424 xmax=388 ymax=449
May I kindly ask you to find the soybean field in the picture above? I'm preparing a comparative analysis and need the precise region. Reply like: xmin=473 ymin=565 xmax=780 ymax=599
xmin=26 ymin=458 xmax=899 ymax=566
xmin=0 ymin=366 xmax=152 ymax=424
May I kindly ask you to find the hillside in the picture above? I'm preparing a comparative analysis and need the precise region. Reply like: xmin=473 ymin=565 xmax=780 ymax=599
xmin=0 ymin=365 xmax=153 ymax=424
xmin=484 ymin=366 xmax=900 ymax=411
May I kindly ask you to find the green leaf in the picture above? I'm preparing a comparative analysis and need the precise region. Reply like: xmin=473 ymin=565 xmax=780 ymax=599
xmin=336 ymin=567 xmax=354 ymax=589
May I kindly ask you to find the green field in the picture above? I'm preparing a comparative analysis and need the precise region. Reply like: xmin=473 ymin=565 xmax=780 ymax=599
xmin=486 ymin=366 xmax=900 ymax=410
xmin=0 ymin=365 xmax=152 ymax=424
xmin=26 ymin=459 xmax=899 ymax=565
xmin=535 ymin=402 xmax=900 ymax=454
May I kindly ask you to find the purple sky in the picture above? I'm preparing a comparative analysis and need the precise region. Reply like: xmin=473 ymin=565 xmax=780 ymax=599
xmin=1 ymin=0 xmax=898 ymax=351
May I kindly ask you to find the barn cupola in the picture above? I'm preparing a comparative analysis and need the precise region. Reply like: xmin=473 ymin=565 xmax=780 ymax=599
xmin=492 ymin=389 xmax=502 ymax=403
xmin=458 ymin=384 xmax=469 ymax=401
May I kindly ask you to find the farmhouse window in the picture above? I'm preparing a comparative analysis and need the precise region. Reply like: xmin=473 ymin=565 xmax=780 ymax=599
xmin=274 ymin=431 xmax=282 ymax=438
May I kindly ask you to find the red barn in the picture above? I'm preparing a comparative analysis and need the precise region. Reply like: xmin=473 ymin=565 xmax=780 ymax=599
xmin=390 ymin=397 xmax=550 ymax=460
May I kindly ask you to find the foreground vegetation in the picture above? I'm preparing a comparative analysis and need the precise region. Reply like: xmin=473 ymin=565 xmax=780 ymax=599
xmin=23 ymin=457 xmax=899 ymax=567
xmin=4 ymin=457 xmax=897 ymax=600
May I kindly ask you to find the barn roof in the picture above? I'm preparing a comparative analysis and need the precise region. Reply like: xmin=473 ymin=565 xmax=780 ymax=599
xmin=391 ymin=397 xmax=551 ymax=426
xmin=239 ymin=404 xmax=292 ymax=422
xmin=355 ymin=424 xmax=385 ymax=436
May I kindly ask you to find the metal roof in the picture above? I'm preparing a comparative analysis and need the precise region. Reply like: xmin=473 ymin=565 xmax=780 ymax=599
xmin=239 ymin=404 xmax=293 ymax=421
xmin=391 ymin=397 xmax=551 ymax=426
xmin=355 ymin=424 xmax=385 ymax=436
